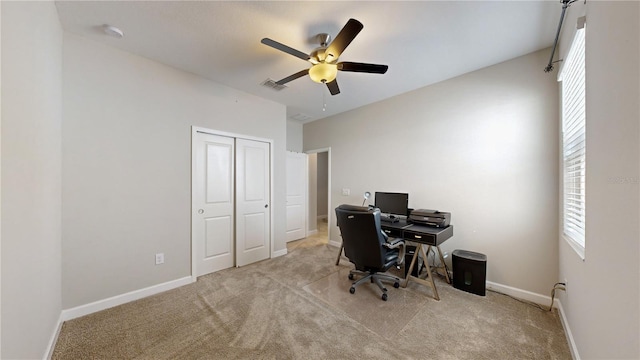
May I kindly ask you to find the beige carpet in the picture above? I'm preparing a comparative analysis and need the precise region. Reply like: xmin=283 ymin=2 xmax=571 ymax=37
xmin=53 ymin=228 xmax=571 ymax=359
xmin=304 ymin=267 xmax=428 ymax=339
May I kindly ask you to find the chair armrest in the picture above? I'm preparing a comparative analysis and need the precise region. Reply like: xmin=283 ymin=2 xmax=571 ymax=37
xmin=385 ymin=238 xmax=404 ymax=247
xmin=383 ymin=238 xmax=405 ymax=265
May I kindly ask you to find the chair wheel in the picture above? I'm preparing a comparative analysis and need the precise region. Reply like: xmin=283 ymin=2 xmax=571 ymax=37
xmin=348 ymin=274 xmax=354 ymax=280
xmin=349 ymin=287 xmax=355 ymax=294
xmin=394 ymin=282 xmax=400 ymax=288
xmin=381 ymin=293 xmax=388 ymax=301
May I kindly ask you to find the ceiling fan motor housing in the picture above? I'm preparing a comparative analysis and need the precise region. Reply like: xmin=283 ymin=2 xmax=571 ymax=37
xmin=310 ymin=47 xmax=330 ymax=63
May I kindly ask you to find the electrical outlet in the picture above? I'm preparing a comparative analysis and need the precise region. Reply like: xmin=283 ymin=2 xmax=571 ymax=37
xmin=155 ymin=253 xmax=164 ymax=265
xmin=342 ymin=188 xmax=350 ymax=196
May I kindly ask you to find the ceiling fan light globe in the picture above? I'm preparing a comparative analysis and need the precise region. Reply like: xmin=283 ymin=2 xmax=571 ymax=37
xmin=309 ymin=63 xmax=338 ymax=84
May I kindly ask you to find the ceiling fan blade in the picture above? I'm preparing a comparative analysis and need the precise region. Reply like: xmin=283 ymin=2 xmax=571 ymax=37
xmin=276 ymin=69 xmax=309 ymax=85
xmin=325 ymin=19 xmax=363 ymax=62
xmin=338 ymin=62 xmax=389 ymax=74
xmin=261 ymin=38 xmax=310 ymax=62
xmin=326 ymin=79 xmax=340 ymax=95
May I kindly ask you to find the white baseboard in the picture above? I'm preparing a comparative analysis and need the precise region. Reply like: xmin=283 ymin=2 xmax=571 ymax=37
xmin=307 ymin=229 xmax=318 ymax=235
xmin=60 ymin=276 xmax=193 ymax=322
xmin=328 ymin=239 xmax=341 ymax=248
xmin=272 ymin=248 xmax=287 ymax=258
xmin=485 ymin=281 xmax=557 ymax=308
xmin=557 ymin=300 xmax=580 ymax=360
xmin=45 ymin=314 xmax=64 ymax=360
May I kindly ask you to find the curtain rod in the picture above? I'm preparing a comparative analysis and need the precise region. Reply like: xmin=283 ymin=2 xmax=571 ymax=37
xmin=544 ymin=0 xmax=578 ymax=73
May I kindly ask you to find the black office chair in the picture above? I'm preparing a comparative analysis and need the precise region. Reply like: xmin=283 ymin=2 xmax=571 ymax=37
xmin=335 ymin=204 xmax=405 ymax=301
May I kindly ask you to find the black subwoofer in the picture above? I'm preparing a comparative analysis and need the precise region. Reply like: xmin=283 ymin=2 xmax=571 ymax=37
xmin=452 ymin=249 xmax=487 ymax=296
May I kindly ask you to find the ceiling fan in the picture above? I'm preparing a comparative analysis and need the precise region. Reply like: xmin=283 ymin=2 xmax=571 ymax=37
xmin=261 ymin=18 xmax=388 ymax=96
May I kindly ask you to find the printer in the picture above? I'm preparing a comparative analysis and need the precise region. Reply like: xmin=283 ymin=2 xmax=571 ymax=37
xmin=408 ymin=209 xmax=451 ymax=228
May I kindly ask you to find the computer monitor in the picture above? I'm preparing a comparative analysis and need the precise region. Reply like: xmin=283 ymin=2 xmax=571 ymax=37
xmin=374 ymin=192 xmax=409 ymax=216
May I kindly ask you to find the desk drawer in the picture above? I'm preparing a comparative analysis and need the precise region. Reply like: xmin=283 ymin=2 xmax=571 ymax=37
xmin=403 ymin=230 xmax=436 ymax=245
xmin=382 ymin=227 xmax=403 ymax=238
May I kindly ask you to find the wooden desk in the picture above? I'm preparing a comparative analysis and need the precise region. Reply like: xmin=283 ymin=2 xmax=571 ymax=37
xmin=381 ymin=220 xmax=453 ymax=300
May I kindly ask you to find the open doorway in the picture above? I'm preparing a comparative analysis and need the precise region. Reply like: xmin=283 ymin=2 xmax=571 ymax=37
xmin=306 ymin=148 xmax=330 ymax=244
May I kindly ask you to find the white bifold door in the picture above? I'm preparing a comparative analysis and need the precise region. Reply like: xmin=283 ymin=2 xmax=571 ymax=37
xmin=235 ymin=139 xmax=270 ymax=267
xmin=193 ymin=131 xmax=271 ymax=277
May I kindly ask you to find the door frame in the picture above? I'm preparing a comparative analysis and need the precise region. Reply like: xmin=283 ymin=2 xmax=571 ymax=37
xmin=304 ymin=147 xmax=332 ymax=245
xmin=191 ymin=126 xmax=274 ymax=281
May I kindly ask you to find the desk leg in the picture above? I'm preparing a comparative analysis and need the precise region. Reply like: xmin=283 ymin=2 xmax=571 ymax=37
xmin=403 ymin=244 xmax=439 ymax=301
xmin=419 ymin=244 xmax=440 ymax=300
xmin=436 ymin=245 xmax=451 ymax=284
xmin=335 ymin=243 xmax=344 ymax=266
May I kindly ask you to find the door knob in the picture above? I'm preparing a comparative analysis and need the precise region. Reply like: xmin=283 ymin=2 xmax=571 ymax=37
xmin=264 ymin=204 xmax=269 ymax=208
xmin=198 ymin=209 xmax=204 ymax=214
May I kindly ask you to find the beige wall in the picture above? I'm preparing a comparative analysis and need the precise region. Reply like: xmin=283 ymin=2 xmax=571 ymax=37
xmin=1 ymin=2 xmax=63 ymax=358
xmin=62 ymin=34 xmax=287 ymax=309
xmin=556 ymin=2 xmax=639 ymax=359
xmin=286 ymin=119 xmax=303 ymax=152
xmin=304 ymin=49 xmax=559 ymax=297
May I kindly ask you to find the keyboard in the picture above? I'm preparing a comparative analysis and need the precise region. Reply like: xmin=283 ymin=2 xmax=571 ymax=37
xmin=380 ymin=215 xmax=399 ymax=223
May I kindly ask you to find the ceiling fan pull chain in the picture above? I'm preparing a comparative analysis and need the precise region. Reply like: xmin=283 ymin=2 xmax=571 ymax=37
xmin=322 ymin=90 xmax=327 ymax=112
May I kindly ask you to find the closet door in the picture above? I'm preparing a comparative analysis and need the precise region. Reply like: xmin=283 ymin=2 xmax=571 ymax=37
xmin=193 ymin=132 xmax=235 ymax=277
xmin=235 ymin=138 xmax=271 ymax=266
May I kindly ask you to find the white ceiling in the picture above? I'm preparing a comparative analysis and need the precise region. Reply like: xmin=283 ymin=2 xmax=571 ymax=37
xmin=54 ymin=1 xmax=560 ymax=123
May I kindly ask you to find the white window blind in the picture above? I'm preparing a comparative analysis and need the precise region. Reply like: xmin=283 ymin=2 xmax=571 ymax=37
xmin=559 ymin=26 xmax=586 ymax=254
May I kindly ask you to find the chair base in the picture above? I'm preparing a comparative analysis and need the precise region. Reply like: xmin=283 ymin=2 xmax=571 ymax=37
xmin=348 ymin=270 xmax=401 ymax=301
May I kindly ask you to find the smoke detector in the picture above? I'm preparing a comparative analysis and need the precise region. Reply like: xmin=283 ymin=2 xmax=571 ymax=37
xmin=103 ymin=25 xmax=124 ymax=39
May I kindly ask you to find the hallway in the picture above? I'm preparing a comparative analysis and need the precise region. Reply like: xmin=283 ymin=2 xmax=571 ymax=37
xmin=287 ymin=217 xmax=328 ymax=251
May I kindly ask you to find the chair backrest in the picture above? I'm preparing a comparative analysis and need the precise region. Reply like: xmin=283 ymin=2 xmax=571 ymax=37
xmin=335 ymin=204 xmax=388 ymax=271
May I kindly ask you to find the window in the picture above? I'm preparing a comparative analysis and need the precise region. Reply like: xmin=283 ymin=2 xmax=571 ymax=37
xmin=559 ymin=24 xmax=586 ymax=258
